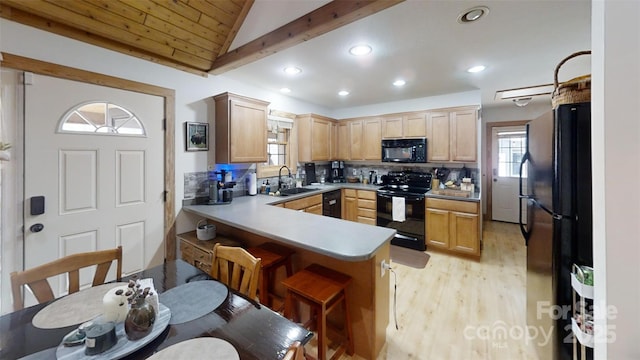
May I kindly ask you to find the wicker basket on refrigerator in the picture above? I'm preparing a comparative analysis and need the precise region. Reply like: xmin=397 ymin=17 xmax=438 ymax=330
xmin=551 ymin=50 xmax=591 ymax=109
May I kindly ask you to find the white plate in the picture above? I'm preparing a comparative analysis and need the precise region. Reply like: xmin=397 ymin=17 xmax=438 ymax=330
xmin=147 ymin=338 xmax=239 ymax=360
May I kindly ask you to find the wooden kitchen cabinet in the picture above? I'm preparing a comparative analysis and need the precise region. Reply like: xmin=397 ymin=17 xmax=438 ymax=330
xmin=363 ymin=118 xmax=381 ymax=160
xmin=346 ymin=117 xmax=381 ymax=160
xmin=382 ymin=115 xmax=403 ymax=138
xmin=213 ymin=92 xmax=269 ymax=164
xmin=403 ymin=112 xmax=427 ymax=138
xmin=330 ymin=121 xmax=338 ymax=160
xmin=382 ymin=112 xmax=427 ymax=139
xmin=343 ymin=190 xmax=358 ymax=222
xmin=426 ymin=111 xmax=451 ymax=162
xmin=426 ymin=106 xmax=478 ymax=162
xmin=425 ymin=198 xmax=480 ymax=256
xmin=450 ymin=108 xmax=477 ymax=162
xmin=297 ymin=114 xmax=335 ymax=162
xmin=283 ymin=194 xmax=323 ymax=214
xmin=349 ymin=120 xmax=363 ymax=160
xmin=343 ymin=189 xmax=376 ymax=225
xmin=178 ymin=231 xmax=244 ymax=273
xmin=337 ymin=122 xmax=350 ymax=160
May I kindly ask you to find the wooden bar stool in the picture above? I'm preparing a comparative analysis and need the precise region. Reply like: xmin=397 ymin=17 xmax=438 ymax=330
xmin=282 ymin=264 xmax=353 ymax=360
xmin=246 ymin=242 xmax=294 ymax=310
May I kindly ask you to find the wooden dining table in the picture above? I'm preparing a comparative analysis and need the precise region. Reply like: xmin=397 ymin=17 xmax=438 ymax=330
xmin=0 ymin=259 xmax=313 ymax=359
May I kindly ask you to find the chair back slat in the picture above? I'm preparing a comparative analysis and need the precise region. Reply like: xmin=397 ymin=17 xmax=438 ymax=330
xmin=10 ymin=246 xmax=122 ymax=311
xmin=210 ymin=244 xmax=261 ymax=300
xmin=29 ymin=279 xmax=56 ymax=304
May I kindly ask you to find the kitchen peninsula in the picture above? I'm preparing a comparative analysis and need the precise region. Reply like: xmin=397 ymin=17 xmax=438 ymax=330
xmin=182 ymin=187 xmax=395 ymax=359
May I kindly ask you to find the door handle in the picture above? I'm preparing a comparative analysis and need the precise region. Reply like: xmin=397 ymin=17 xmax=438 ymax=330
xmin=30 ymin=223 xmax=44 ymax=233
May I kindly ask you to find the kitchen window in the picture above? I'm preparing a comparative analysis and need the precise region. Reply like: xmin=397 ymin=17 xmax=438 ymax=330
xmin=257 ymin=113 xmax=296 ymax=178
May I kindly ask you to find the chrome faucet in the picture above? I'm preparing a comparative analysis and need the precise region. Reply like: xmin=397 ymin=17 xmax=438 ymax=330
xmin=278 ymin=165 xmax=291 ymax=191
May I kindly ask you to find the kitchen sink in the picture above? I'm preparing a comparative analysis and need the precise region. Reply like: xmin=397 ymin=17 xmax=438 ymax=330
xmin=279 ymin=187 xmax=318 ymax=196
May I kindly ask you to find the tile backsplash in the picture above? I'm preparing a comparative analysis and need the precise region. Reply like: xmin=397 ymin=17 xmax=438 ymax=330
xmin=184 ymin=162 xmax=480 ymax=201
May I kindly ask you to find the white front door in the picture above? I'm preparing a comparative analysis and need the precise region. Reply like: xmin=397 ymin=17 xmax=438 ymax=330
xmin=491 ymin=126 xmax=527 ymax=223
xmin=23 ymin=73 xmax=164 ymax=303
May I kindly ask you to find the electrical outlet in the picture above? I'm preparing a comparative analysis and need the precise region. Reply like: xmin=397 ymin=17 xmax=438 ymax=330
xmin=381 ymin=259 xmax=389 ymax=277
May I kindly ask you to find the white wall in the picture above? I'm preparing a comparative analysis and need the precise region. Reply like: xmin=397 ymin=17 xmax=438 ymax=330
xmin=592 ymin=1 xmax=640 ymax=358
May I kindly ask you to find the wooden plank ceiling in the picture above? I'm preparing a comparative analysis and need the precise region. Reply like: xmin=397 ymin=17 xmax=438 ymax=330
xmin=0 ymin=0 xmax=403 ymax=77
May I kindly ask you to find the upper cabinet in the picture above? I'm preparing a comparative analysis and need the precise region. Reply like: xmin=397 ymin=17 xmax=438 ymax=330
xmin=450 ymin=108 xmax=478 ymax=162
xmin=297 ymin=114 xmax=335 ymax=162
xmin=213 ymin=92 xmax=269 ymax=164
xmin=337 ymin=121 xmax=350 ymax=160
xmin=404 ymin=112 xmax=428 ymax=138
xmin=349 ymin=119 xmax=363 ymax=160
xmin=426 ymin=111 xmax=450 ymax=162
xmin=381 ymin=115 xmax=403 ymax=138
xmin=426 ymin=106 xmax=479 ymax=162
xmin=362 ymin=117 xmax=382 ymax=160
xmin=341 ymin=117 xmax=381 ymax=161
xmin=382 ymin=112 xmax=427 ymax=139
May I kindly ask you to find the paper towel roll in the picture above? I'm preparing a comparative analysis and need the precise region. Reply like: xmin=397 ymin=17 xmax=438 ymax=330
xmin=248 ymin=172 xmax=257 ymax=195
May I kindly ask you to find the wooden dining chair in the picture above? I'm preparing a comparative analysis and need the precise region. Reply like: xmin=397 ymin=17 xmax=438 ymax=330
xmin=210 ymin=243 xmax=261 ymax=300
xmin=283 ymin=341 xmax=306 ymax=360
xmin=10 ymin=246 xmax=122 ymax=311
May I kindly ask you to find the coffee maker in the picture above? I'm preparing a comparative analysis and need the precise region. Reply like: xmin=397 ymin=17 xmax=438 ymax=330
xmin=208 ymin=170 xmax=236 ymax=205
xmin=330 ymin=161 xmax=345 ymax=183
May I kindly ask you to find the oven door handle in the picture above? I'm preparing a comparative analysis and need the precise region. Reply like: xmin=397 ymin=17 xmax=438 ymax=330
xmin=377 ymin=193 xmax=424 ymax=202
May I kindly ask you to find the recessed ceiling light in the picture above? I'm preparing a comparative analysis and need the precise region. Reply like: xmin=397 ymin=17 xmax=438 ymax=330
xmin=467 ymin=65 xmax=486 ymax=73
xmin=457 ymin=6 xmax=490 ymax=24
xmin=280 ymin=88 xmax=291 ymax=93
xmin=338 ymin=90 xmax=350 ymax=96
xmin=393 ymin=79 xmax=406 ymax=87
xmin=283 ymin=66 xmax=301 ymax=75
xmin=349 ymin=44 xmax=372 ymax=56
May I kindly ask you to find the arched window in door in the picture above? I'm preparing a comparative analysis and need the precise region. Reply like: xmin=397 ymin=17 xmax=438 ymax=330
xmin=58 ymin=101 xmax=146 ymax=136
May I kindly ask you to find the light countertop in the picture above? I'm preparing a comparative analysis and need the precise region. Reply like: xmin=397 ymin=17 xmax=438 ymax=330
xmin=182 ymin=184 xmax=395 ymax=262
xmin=426 ymin=189 xmax=481 ymax=202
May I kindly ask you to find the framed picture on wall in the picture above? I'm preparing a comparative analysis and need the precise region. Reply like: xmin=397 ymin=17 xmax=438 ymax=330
xmin=185 ymin=122 xmax=209 ymax=151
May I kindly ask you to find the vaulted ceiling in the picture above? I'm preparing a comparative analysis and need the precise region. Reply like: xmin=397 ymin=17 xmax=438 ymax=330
xmin=0 ymin=0 xmax=402 ymax=76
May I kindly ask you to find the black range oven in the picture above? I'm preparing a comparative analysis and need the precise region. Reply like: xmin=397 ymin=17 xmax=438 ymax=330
xmin=377 ymin=171 xmax=432 ymax=251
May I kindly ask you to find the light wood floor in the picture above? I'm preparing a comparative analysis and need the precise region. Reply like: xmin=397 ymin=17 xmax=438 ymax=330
xmin=305 ymin=221 xmax=540 ymax=360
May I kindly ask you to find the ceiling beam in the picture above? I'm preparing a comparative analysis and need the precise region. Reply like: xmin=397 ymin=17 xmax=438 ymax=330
xmin=208 ymin=0 xmax=404 ymax=75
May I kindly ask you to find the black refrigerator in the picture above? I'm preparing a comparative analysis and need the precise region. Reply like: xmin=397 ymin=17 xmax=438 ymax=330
xmin=519 ymin=103 xmax=593 ymax=360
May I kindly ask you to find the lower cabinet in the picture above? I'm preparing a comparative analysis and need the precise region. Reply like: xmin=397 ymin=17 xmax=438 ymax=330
xmin=425 ymin=198 xmax=480 ymax=257
xmin=283 ymin=194 xmax=323 ymax=214
xmin=343 ymin=189 xmax=376 ymax=225
xmin=178 ymin=231 xmax=244 ymax=273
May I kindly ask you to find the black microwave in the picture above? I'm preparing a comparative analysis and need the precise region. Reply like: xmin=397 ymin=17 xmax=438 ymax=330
xmin=381 ymin=138 xmax=427 ymax=163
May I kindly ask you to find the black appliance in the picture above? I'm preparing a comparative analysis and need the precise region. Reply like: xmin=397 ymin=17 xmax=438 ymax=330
xmin=322 ymin=190 xmax=342 ymax=218
xmin=381 ymin=138 xmax=427 ymax=163
xmin=377 ymin=171 xmax=432 ymax=251
xmin=519 ymin=103 xmax=592 ymax=360
xmin=208 ymin=170 xmax=235 ymax=205
xmin=330 ymin=161 xmax=345 ymax=183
